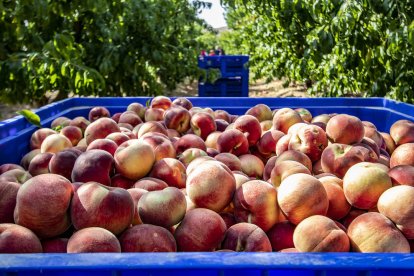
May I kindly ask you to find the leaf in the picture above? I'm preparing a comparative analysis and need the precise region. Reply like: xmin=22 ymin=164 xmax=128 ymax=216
xmin=16 ymin=109 xmax=41 ymax=127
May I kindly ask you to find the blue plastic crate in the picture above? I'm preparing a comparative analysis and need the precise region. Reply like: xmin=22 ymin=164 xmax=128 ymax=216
xmin=1 ymin=97 xmax=414 ymax=166
xmin=198 ymin=55 xmax=249 ymax=97
xmin=1 ymin=97 xmax=414 ymax=275
xmin=199 ymin=78 xmax=249 ymax=97
xmin=198 ymin=55 xmax=249 ymax=78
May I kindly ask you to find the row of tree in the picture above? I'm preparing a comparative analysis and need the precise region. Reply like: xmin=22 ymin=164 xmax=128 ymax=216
xmin=0 ymin=0 xmax=212 ymax=104
xmin=222 ymin=0 xmax=414 ymax=102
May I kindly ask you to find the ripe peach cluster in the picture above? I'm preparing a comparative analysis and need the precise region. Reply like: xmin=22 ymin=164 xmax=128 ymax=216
xmin=1 ymin=96 xmax=414 ymax=253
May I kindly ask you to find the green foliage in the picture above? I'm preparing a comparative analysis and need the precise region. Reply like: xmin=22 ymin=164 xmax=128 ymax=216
xmin=223 ymin=0 xmax=414 ymax=102
xmin=0 ymin=0 xmax=210 ymax=104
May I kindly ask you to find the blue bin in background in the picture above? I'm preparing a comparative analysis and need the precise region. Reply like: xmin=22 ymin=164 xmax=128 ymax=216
xmin=1 ymin=96 xmax=414 ymax=275
xmin=198 ymin=55 xmax=249 ymax=97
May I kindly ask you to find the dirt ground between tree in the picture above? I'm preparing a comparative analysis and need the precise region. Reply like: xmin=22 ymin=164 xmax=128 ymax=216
xmin=0 ymin=79 xmax=308 ymax=121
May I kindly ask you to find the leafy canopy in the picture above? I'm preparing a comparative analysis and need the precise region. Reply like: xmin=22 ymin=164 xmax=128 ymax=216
xmin=222 ymin=0 xmax=414 ymax=102
xmin=0 ymin=0 xmax=211 ymax=104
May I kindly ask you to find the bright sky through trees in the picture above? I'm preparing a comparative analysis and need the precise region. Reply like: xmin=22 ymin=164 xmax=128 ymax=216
xmin=198 ymin=0 xmax=227 ymax=28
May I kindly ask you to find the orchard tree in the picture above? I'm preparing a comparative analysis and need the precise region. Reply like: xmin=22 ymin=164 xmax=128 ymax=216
xmin=223 ymin=0 xmax=414 ymax=102
xmin=0 ymin=0 xmax=211 ymax=104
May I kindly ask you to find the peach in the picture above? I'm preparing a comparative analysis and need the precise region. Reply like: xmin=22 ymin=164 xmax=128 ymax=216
xmin=174 ymin=134 xmax=207 ymax=154
xmin=138 ymin=187 xmax=186 ymax=227
xmin=276 ymin=150 xmax=313 ymax=172
xmin=164 ymin=107 xmax=191 ymax=134
xmin=173 ymin=97 xmax=193 ymax=110
xmin=187 ymin=161 xmax=235 ymax=212
xmin=222 ymin=223 xmax=272 ymax=252
xmin=174 ymin=208 xmax=226 ymax=252
xmin=288 ymin=124 xmax=328 ymax=162
xmin=111 ymin=174 xmax=135 ymax=189
xmin=326 ymin=114 xmax=364 ymax=144
xmin=234 ymin=180 xmax=278 ymax=231
xmin=51 ymin=117 xmax=71 ymax=128
xmin=72 ymin=149 xmax=114 ymax=185
xmin=341 ymin=208 xmax=367 ymax=229
xmin=246 ymin=104 xmax=273 ymax=122
xmin=378 ymin=185 xmax=414 ymax=239
xmin=214 ymin=152 xmax=241 ymax=171
xmin=233 ymin=172 xmax=250 ymax=189
xmin=207 ymin=148 xmax=220 ymax=157
xmin=67 ymin=227 xmax=121 ymax=253
xmin=0 ymin=169 xmax=31 ymax=184
xmin=380 ymin=132 xmax=396 ymax=155
xmin=263 ymin=156 xmax=277 ymax=182
xmin=273 ymin=108 xmax=303 ymax=134
xmin=217 ymin=129 xmax=249 ymax=156
xmin=215 ymin=119 xmax=229 ymax=132
xmin=115 ymin=140 xmax=155 ymax=180
xmin=278 ymin=173 xmax=328 ymax=225
xmin=178 ymin=148 xmax=208 ymax=167
xmin=190 ymin=112 xmax=217 ymax=140
xmin=390 ymin=143 xmax=414 ymax=167
xmin=287 ymin=122 xmax=308 ymax=136
xmin=88 ymin=106 xmax=110 ymax=122
xmin=14 ymin=174 xmax=73 ymax=238
xmin=257 ymin=130 xmax=285 ymax=157
xmin=0 ymin=223 xmax=42 ymax=253
xmin=84 ymin=117 xmax=120 ymax=145
xmin=363 ymin=122 xmax=384 ymax=147
xmin=118 ymin=111 xmax=142 ymax=127
xmin=312 ymin=159 xmax=324 ymax=175
xmin=267 ymin=221 xmax=296 ymax=252
xmin=260 ymin=120 xmax=273 ymax=132
xmin=133 ymin=177 xmax=169 ymax=191
xmin=134 ymin=121 xmax=168 ymax=138
xmin=211 ymin=110 xmax=229 ymax=122
xmin=49 ymin=149 xmax=80 ymax=180
xmin=149 ymin=158 xmax=186 ymax=188
xmin=42 ymin=238 xmax=68 ymax=253
xmin=105 ymin=132 xmax=130 ymax=146
xmin=140 ymin=133 xmax=176 ymax=161
xmin=60 ymin=126 xmax=83 ymax=146
xmin=269 ymin=160 xmax=311 ymax=188
xmin=86 ymin=138 xmax=118 ymax=156
xmin=347 ymin=212 xmax=410 ymax=252
xmin=388 ymin=165 xmax=414 ymax=186
xmin=239 ymin=154 xmax=264 ymax=178
xmin=321 ymin=143 xmax=378 ymax=178
xmin=127 ymin=102 xmax=146 ymax=120
xmin=279 ymin=248 xmax=299 ymax=253
xmin=293 ymin=215 xmax=350 ymax=252
xmin=28 ymin=152 xmax=54 ymax=176
xmin=390 ymin=119 xmax=414 ymax=146
xmin=295 ymin=108 xmax=312 ymax=122
xmin=69 ymin=116 xmax=90 ymax=132
xmin=275 ymin=133 xmax=291 ymax=156
xmin=343 ymin=162 xmax=392 ymax=209
xmin=151 ymin=96 xmax=172 ymax=110
xmin=0 ymin=164 xmax=24 ymax=175
xmin=0 ymin=179 xmax=21 ymax=223
xmin=111 ymin=113 xmax=122 ymax=123
xmin=186 ymin=156 xmax=215 ymax=176
xmin=319 ymin=176 xmax=351 ymax=220
xmin=233 ymin=115 xmax=262 ymax=146
xmin=127 ymin=188 xmax=148 ymax=225
xmin=120 ymin=224 xmax=176 ymax=252
xmin=71 ymin=182 xmax=134 ymax=235
xmin=220 ymin=212 xmax=237 ymax=229
xmin=311 ymin=114 xmax=331 ymax=124
xmin=205 ymin=131 xmax=222 ymax=150
xmin=40 ymin=134 xmax=72 ymax=153
xmin=167 ymin=128 xmax=180 ymax=139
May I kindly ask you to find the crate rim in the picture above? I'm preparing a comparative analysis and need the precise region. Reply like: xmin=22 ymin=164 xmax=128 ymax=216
xmin=2 ymin=252 xmax=414 ymax=271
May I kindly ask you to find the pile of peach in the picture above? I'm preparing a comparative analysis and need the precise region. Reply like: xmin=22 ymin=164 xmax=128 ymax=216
xmin=1 ymin=96 xmax=414 ymax=253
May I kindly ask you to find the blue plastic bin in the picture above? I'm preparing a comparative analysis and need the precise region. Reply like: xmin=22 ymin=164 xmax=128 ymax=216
xmin=1 ymin=97 xmax=414 ymax=275
xmin=198 ymin=55 xmax=249 ymax=97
